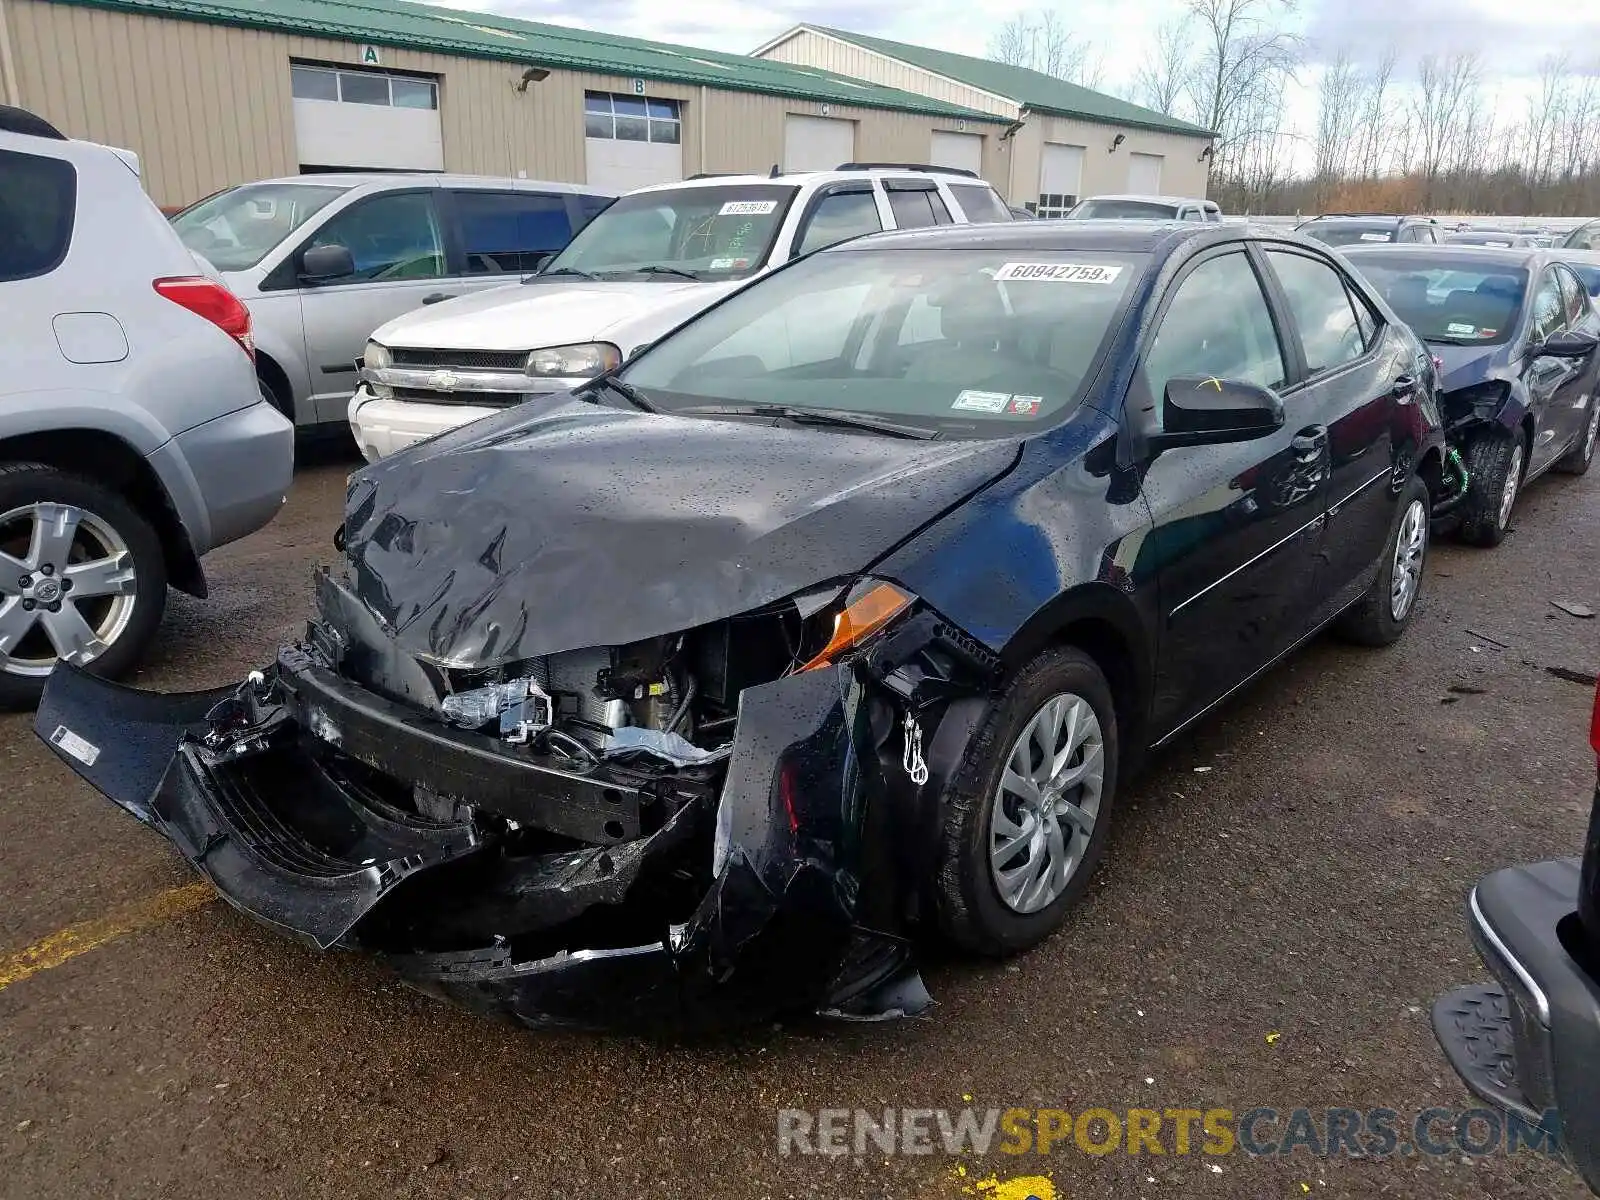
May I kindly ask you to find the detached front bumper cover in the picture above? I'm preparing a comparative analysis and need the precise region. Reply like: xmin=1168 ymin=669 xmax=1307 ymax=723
xmin=35 ymin=646 xmax=937 ymax=1031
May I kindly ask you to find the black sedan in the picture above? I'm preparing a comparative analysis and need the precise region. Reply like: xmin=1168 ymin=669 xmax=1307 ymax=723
xmin=1433 ymin=678 xmax=1600 ymax=1195
xmin=37 ymin=221 xmax=1448 ymax=1030
xmin=1343 ymin=245 xmax=1600 ymax=546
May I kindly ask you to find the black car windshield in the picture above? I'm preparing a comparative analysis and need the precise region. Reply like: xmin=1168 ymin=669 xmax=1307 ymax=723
xmin=171 ymin=182 xmax=349 ymax=271
xmin=1347 ymin=253 xmax=1527 ymax=344
xmin=1071 ymin=198 xmax=1178 ymax=219
xmin=539 ymin=184 xmax=797 ymax=281
xmin=1300 ymin=222 xmax=1398 ymax=247
xmin=1445 ymin=232 xmax=1523 ymax=247
xmin=622 ymin=246 xmax=1144 ymax=436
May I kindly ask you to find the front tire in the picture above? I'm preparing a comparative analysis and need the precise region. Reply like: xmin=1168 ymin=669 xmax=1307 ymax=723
xmin=1557 ymin=396 xmax=1600 ymax=475
xmin=0 ymin=464 xmax=168 ymax=710
xmin=1457 ymin=430 xmax=1524 ymax=547
xmin=1335 ymin=475 xmax=1429 ymax=647
xmin=933 ymin=646 xmax=1119 ymax=956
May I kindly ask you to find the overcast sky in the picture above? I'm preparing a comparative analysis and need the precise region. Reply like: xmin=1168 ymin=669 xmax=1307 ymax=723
xmin=437 ymin=0 xmax=1600 ymax=168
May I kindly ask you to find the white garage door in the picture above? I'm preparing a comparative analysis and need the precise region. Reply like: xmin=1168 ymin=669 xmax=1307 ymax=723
xmin=784 ymin=115 xmax=856 ymax=172
xmin=290 ymin=64 xmax=443 ymax=172
xmin=584 ymin=92 xmax=684 ymax=192
xmin=930 ymin=131 xmax=982 ymax=176
xmin=1128 ymin=152 xmax=1164 ymax=194
xmin=1037 ymin=143 xmax=1085 ymax=218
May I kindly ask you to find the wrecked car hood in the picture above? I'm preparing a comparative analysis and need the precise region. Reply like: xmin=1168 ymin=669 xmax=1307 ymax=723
xmin=343 ymin=398 xmax=1020 ymax=667
xmin=370 ymin=278 xmax=742 ymax=357
xmin=1430 ymin=342 xmax=1505 ymax=393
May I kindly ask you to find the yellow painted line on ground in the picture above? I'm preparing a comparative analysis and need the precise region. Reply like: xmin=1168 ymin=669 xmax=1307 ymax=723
xmin=0 ymin=881 xmax=216 ymax=992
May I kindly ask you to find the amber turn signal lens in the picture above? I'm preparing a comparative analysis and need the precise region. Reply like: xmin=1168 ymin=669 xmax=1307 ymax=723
xmin=798 ymin=582 xmax=914 ymax=672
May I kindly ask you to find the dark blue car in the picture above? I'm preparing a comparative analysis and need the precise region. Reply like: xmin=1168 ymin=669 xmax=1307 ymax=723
xmin=1343 ymin=245 xmax=1600 ymax=545
xmin=38 ymin=221 xmax=1449 ymax=1030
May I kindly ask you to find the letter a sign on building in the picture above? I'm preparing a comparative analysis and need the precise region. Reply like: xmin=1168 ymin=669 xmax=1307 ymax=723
xmin=360 ymin=44 xmax=382 ymax=66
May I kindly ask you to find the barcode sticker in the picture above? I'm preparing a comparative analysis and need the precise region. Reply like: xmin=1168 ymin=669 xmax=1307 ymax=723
xmin=49 ymin=725 xmax=101 ymax=767
xmin=994 ymin=262 xmax=1123 ymax=284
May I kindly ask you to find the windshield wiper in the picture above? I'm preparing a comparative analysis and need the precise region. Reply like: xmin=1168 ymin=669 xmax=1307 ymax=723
xmin=678 ymin=403 xmax=939 ymax=439
xmin=532 ymin=266 xmax=601 ymax=282
xmin=634 ymin=265 xmax=702 ymax=281
xmin=581 ymin=375 xmax=657 ymax=413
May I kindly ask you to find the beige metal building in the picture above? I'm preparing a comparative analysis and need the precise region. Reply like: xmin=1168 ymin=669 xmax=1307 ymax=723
xmin=0 ymin=0 xmax=1008 ymax=209
xmin=754 ymin=25 xmax=1216 ymax=212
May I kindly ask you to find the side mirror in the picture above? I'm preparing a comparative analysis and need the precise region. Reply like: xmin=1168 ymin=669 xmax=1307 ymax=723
xmin=626 ymin=340 xmax=653 ymax=361
xmin=1533 ymin=328 xmax=1599 ymax=358
xmin=530 ymin=252 xmax=555 ymax=274
xmin=299 ymin=243 xmax=355 ymax=282
xmin=1146 ymin=376 xmax=1285 ymax=452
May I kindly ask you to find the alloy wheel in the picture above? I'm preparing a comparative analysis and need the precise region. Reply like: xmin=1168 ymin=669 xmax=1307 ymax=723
xmin=0 ymin=502 xmax=138 ymax=677
xmin=1390 ymin=498 xmax=1427 ymax=621
xmin=1584 ymin=401 xmax=1600 ymax=463
xmin=989 ymin=691 xmax=1105 ymax=914
xmin=1498 ymin=442 xmax=1524 ymax=531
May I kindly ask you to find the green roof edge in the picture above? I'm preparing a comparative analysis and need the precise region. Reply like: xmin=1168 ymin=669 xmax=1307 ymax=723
xmin=41 ymin=0 xmax=1011 ymax=122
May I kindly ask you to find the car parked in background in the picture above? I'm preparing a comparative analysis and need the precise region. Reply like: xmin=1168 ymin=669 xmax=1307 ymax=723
xmin=1065 ymin=194 xmax=1221 ymax=222
xmin=1343 ymin=245 xmax=1600 ymax=546
xmin=1561 ymin=218 xmax=1600 ymax=251
xmin=41 ymin=219 xmax=1445 ymax=1029
xmin=0 ymin=106 xmax=293 ymax=706
xmin=1445 ymin=230 xmax=1538 ymax=248
xmin=1432 ymin=676 xmax=1600 ymax=1196
xmin=348 ymin=164 xmax=1013 ymax=460
xmin=171 ymin=173 xmax=614 ymax=431
xmin=1298 ymin=214 xmax=1441 ymax=246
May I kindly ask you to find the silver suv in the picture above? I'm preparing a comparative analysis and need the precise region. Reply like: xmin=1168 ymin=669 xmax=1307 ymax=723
xmin=0 ymin=106 xmax=293 ymax=706
xmin=170 ymin=173 xmax=615 ymax=429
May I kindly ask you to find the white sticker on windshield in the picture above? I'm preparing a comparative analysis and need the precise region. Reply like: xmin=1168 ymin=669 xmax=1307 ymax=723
xmin=1358 ymin=232 xmax=1392 ymax=242
xmin=1485 ymin=241 xmax=1511 ymax=248
xmin=49 ymin=724 xmax=101 ymax=767
xmin=708 ymin=257 xmax=749 ymax=270
xmin=719 ymin=200 xmax=777 ymax=216
xmin=994 ymin=262 xmax=1123 ymax=284
xmin=1446 ymin=322 xmax=1477 ymax=335
xmin=952 ymin=390 xmax=1011 ymax=413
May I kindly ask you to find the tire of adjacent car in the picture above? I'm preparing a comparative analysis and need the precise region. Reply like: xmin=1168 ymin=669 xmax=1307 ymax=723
xmin=1557 ymin=395 xmax=1600 ymax=475
xmin=1335 ymin=474 xmax=1430 ymax=647
xmin=932 ymin=645 xmax=1119 ymax=956
xmin=1456 ymin=429 xmax=1524 ymax=548
xmin=0 ymin=464 xmax=168 ymax=710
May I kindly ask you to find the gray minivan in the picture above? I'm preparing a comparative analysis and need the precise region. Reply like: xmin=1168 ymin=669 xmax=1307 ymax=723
xmin=171 ymin=174 xmax=614 ymax=427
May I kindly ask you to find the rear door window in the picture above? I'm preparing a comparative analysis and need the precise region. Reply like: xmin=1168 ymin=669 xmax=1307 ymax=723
xmin=793 ymin=188 xmax=882 ymax=256
xmin=885 ymin=184 xmax=950 ymax=230
xmin=948 ymin=183 xmax=1010 ymax=224
xmin=0 ymin=149 xmax=76 ymax=282
xmin=454 ymin=190 xmax=575 ymax=274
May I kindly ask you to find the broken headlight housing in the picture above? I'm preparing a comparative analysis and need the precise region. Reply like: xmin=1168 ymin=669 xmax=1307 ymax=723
xmin=362 ymin=340 xmax=394 ymax=399
xmin=798 ymin=580 xmax=916 ymax=671
xmin=526 ymin=342 xmax=622 ymax=380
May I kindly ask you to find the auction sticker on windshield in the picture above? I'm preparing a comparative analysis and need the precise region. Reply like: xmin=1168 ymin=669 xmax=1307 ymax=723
xmin=995 ymin=262 xmax=1123 ymax=284
xmin=719 ymin=200 xmax=778 ymax=216
xmin=952 ymin=390 xmax=1012 ymax=413
xmin=1446 ymin=322 xmax=1478 ymax=336
xmin=1359 ymin=232 xmax=1392 ymax=242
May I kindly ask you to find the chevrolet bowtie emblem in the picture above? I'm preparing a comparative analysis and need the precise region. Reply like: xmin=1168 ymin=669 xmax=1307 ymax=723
xmin=427 ymin=370 xmax=460 ymax=391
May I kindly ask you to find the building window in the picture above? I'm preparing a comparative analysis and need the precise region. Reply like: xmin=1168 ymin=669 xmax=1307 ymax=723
xmin=584 ymin=92 xmax=681 ymax=145
xmin=291 ymin=64 xmax=438 ymax=111
xmin=1035 ymin=193 xmax=1077 ymax=219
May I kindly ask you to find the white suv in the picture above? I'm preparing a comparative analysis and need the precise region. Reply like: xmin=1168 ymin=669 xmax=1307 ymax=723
xmin=0 ymin=106 xmax=293 ymax=706
xmin=349 ymin=165 xmax=1014 ymax=460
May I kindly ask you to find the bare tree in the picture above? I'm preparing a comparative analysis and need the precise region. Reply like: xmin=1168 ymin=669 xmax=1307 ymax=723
xmin=1181 ymin=0 xmax=1301 ymax=193
xmin=1352 ymin=49 xmax=1397 ymax=179
xmin=988 ymin=9 xmax=1093 ymax=83
xmin=1411 ymin=51 xmax=1481 ymax=205
xmin=1313 ymin=49 xmax=1363 ymax=197
xmin=1133 ymin=18 xmax=1192 ymax=116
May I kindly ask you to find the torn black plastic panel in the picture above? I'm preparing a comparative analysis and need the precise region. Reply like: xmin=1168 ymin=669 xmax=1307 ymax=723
xmin=341 ymin=398 xmax=1018 ymax=669
xmin=32 ymin=606 xmax=997 ymax=1030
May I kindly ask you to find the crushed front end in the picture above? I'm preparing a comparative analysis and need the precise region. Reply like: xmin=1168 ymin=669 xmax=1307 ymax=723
xmin=36 ymin=569 xmax=998 ymax=1031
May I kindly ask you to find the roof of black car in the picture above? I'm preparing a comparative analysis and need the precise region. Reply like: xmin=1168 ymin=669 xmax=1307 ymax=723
xmin=835 ymin=219 xmax=1237 ymax=255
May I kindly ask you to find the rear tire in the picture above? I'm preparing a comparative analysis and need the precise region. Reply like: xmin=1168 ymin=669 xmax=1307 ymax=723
xmin=1335 ymin=475 xmax=1429 ymax=647
xmin=1557 ymin=396 xmax=1600 ymax=475
xmin=0 ymin=464 xmax=167 ymax=710
xmin=1456 ymin=430 xmax=1523 ymax=548
xmin=933 ymin=646 xmax=1119 ymax=956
